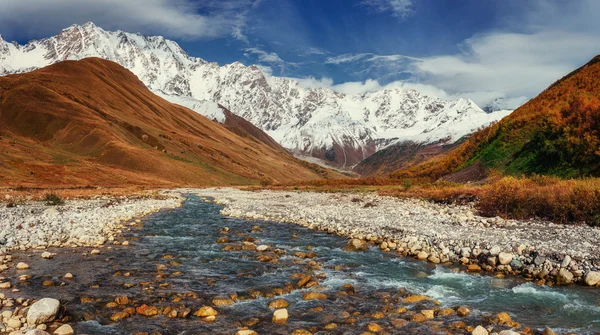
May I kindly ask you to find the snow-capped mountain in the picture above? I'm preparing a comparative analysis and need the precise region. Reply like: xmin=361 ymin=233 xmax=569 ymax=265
xmin=0 ymin=22 xmax=511 ymax=167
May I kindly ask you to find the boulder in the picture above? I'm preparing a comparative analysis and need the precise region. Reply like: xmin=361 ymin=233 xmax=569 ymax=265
xmin=302 ymin=292 xmax=327 ymax=300
xmin=268 ymin=299 xmax=289 ymax=309
xmin=41 ymin=252 xmax=54 ymax=259
xmin=27 ymin=298 xmax=60 ymax=325
xmin=53 ymin=324 xmax=74 ymax=335
xmin=416 ymin=251 xmax=428 ymax=261
xmin=7 ymin=318 xmax=22 ymax=328
xmin=194 ymin=306 xmax=218 ymax=317
xmin=344 ymin=239 xmax=368 ymax=252
xmin=272 ymin=308 xmax=288 ymax=323
xmin=457 ymin=306 xmax=470 ymax=317
xmin=557 ymin=268 xmax=573 ymax=285
xmin=212 ymin=296 xmax=235 ymax=306
xmin=584 ymin=271 xmax=600 ymax=286
xmin=498 ymin=252 xmax=512 ymax=265
xmin=472 ymin=326 xmax=488 ymax=335
xmin=16 ymin=262 xmax=30 ymax=270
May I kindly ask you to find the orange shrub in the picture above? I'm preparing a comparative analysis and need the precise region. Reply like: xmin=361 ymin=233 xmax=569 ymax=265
xmin=478 ymin=176 xmax=600 ymax=225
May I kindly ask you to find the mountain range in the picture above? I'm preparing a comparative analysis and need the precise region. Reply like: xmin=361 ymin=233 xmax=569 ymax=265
xmin=0 ymin=22 xmax=511 ymax=168
xmin=0 ymin=58 xmax=341 ymax=187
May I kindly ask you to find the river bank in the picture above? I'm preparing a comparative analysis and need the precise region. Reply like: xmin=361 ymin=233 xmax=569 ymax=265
xmin=2 ymin=194 xmax=585 ymax=335
xmin=197 ymin=187 xmax=600 ymax=288
xmin=0 ymin=192 xmax=183 ymax=253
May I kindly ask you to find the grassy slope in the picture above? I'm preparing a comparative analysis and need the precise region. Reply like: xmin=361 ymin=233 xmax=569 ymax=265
xmin=391 ymin=55 xmax=600 ymax=179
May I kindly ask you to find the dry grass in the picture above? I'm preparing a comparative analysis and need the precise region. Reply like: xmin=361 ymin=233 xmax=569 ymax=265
xmin=265 ymin=175 xmax=600 ymax=226
xmin=0 ymin=185 xmax=165 ymax=203
xmin=478 ymin=176 xmax=600 ymax=225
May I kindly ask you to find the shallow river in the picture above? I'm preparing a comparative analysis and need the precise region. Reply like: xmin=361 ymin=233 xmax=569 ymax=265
xmin=9 ymin=195 xmax=600 ymax=334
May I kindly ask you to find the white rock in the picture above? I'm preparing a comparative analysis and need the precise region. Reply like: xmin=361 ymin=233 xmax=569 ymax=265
xmin=272 ymin=308 xmax=288 ymax=323
xmin=498 ymin=252 xmax=512 ymax=265
xmin=7 ymin=318 xmax=22 ymax=328
xmin=472 ymin=325 xmax=488 ymax=335
xmin=53 ymin=324 xmax=73 ymax=335
xmin=16 ymin=262 xmax=30 ymax=270
xmin=256 ymin=245 xmax=269 ymax=252
xmin=41 ymin=252 xmax=54 ymax=259
xmin=27 ymin=298 xmax=60 ymax=325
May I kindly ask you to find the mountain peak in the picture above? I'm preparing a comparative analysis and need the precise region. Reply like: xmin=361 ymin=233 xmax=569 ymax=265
xmin=82 ymin=21 xmax=98 ymax=29
xmin=0 ymin=23 xmax=511 ymax=168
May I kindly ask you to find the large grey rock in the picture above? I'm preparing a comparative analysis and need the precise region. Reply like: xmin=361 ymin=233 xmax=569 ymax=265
xmin=27 ymin=298 xmax=60 ymax=325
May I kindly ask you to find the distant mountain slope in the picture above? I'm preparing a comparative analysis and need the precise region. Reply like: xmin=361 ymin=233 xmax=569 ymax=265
xmin=391 ymin=56 xmax=600 ymax=179
xmin=0 ymin=58 xmax=341 ymax=187
xmin=0 ymin=22 xmax=510 ymax=167
xmin=353 ymin=140 xmax=463 ymax=176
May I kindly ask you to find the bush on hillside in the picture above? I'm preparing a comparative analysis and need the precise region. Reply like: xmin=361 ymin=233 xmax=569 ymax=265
xmin=43 ymin=193 xmax=64 ymax=206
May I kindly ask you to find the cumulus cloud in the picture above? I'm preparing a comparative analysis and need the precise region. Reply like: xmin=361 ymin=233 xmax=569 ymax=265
xmin=0 ymin=0 xmax=256 ymax=40
xmin=359 ymin=0 xmax=413 ymax=18
xmin=414 ymin=30 xmax=600 ymax=105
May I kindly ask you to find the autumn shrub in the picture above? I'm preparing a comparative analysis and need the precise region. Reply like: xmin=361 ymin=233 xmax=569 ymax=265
xmin=478 ymin=177 xmax=600 ymax=225
xmin=43 ymin=193 xmax=64 ymax=206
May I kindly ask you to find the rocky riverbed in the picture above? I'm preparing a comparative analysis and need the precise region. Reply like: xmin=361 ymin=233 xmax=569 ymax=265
xmin=0 ymin=193 xmax=183 ymax=253
xmin=197 ymin=188 xmax=600 ymax=288
xmin=2 ymin=194 xmax=580 ymax=335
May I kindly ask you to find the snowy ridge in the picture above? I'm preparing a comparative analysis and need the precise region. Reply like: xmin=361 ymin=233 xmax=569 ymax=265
xmin=0 ymin=22 xmax=511 ymax=167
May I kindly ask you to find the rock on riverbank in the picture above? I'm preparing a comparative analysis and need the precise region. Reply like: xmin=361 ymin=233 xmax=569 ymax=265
xmin=197 ymin=188 xmax=600 ymax=287
xmin=0 ymin=193 xmax=182 ymax=253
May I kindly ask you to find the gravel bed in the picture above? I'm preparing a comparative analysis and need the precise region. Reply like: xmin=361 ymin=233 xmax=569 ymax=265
xmin=196 ymin=187 xmax=600 ymax=287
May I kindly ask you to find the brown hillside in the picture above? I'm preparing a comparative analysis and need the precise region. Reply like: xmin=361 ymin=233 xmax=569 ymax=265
xmin=0 ymin=58 xmax=342 ymax=187
xmin=353 ymin=140 xmax=462 ymax=176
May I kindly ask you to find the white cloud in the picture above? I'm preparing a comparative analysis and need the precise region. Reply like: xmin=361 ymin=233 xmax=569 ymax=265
xmin=359 ymin=0 xmax=413 ymax=18
xmin=244 ymin=47 xmax=286 ymax=64
xmin=0 ymin=0 xmax=256 ymax=40
xmin=412 ymin=30 xmax=600 ymax=108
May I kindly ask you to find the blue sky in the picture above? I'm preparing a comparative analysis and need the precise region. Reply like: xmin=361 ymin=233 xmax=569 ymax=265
xmin=1 ymin=0 xmax=600 ymax=109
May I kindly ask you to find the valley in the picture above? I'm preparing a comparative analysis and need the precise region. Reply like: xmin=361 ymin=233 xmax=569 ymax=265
xmin=0 ymin=3 xmax=599 ymax=335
